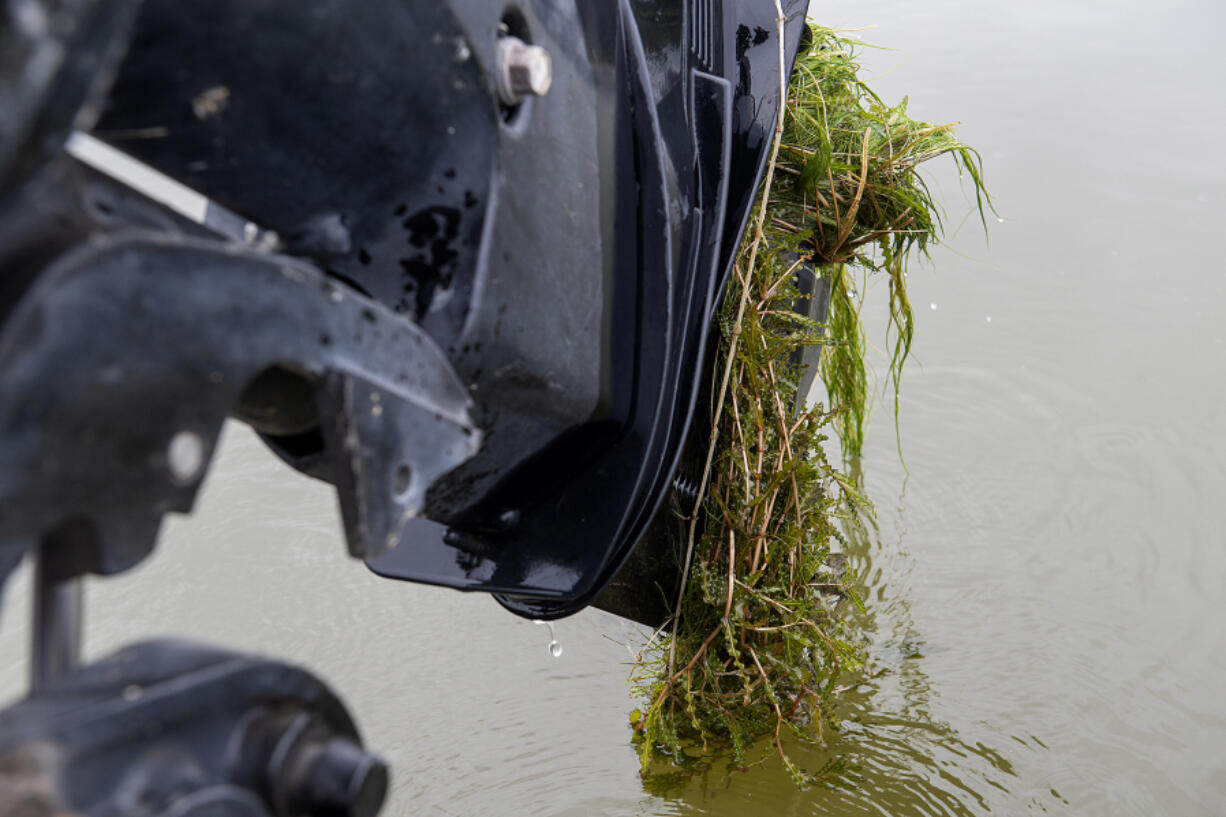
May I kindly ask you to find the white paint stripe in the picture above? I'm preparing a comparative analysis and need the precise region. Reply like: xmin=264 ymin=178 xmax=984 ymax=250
xmin=65 ymin=131 xmax=209 ymax=224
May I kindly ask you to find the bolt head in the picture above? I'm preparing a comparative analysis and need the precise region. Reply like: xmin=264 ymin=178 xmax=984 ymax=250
xmin=497 ymin=37 xmax=552 ymax=106
xmin=282 ymin=737 xmax=389 ymax=817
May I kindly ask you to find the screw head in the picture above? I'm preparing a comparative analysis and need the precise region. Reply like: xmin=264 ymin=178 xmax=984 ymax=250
xmin=496 ymin=36 xmax=552 ymax=106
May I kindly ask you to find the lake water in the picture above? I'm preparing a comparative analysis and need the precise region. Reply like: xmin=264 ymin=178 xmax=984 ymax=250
xmin=3 ymin=0 xmax=1225 ymax=814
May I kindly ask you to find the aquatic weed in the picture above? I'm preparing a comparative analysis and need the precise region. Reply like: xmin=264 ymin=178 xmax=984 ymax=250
xmin=630 ymin=22 xmax=991 ymax=782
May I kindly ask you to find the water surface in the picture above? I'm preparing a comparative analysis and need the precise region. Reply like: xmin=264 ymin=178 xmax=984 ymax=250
xmin=3 ymin=0 xmax=1225 ymax=814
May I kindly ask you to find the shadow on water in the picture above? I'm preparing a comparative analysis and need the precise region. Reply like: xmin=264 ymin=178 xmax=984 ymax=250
xmin=640 ymin=463 xmax=1065 ymax=816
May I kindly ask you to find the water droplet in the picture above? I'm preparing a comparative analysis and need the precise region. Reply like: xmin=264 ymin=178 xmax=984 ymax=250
xmin=534 ymin=620 xmax=563 ymax=659
xmin=929 ymin=303 xmax=937 ymax=310
xmin=986 ymin=316 xmax=993 ymax=323
xmin=996 ymin=217 xmax=1005 ymax=224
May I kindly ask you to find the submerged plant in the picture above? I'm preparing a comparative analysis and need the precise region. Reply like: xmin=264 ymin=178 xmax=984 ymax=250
xmin=630 ymin=23 xmax=991 ymax=781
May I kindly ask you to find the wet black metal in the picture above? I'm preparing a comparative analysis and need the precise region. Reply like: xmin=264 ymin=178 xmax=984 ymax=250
xmin=92 ymin=0 xmax=612 ymax=525
xmin=1 ymin=0 xmax=807 ymax=615
xmin=0 ymin=164 xmax=480 ymax=583
xmin=29 ymin=544 xmax=82 ymax=691
xmin=373 ymin=0 xmax=811 ymax=619
xmin=0 ymin=639 xmax=388 ymax=817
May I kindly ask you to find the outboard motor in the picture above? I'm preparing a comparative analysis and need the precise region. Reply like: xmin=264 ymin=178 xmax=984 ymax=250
xmin=0 ymin=1 xmax=810 ymax=813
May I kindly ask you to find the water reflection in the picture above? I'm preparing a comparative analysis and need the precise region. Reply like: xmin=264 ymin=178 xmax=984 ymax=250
xmin=640 ymin=474 xmax=1062 ymax=816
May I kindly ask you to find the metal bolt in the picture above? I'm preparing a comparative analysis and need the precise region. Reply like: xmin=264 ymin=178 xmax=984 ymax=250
xmin=496 ymin=36 xmax=552 ymax=106
xmin=285 ymin=737 xmax=389 ymax=817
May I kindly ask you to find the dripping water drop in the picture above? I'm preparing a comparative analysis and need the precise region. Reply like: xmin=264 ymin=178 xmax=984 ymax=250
xmin=533 ymin=620 xmax=563 ymax=659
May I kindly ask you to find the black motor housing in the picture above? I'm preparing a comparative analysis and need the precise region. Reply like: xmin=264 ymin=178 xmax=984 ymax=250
xmin=0 ymin=0 xmax=809 ymax=620
xmin=0 ymin=2 xmax=813 ymax=813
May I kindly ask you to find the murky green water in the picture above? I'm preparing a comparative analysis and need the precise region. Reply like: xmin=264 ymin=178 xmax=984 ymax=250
xmin=4 ymin=0 xmax=1225 ymax=814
